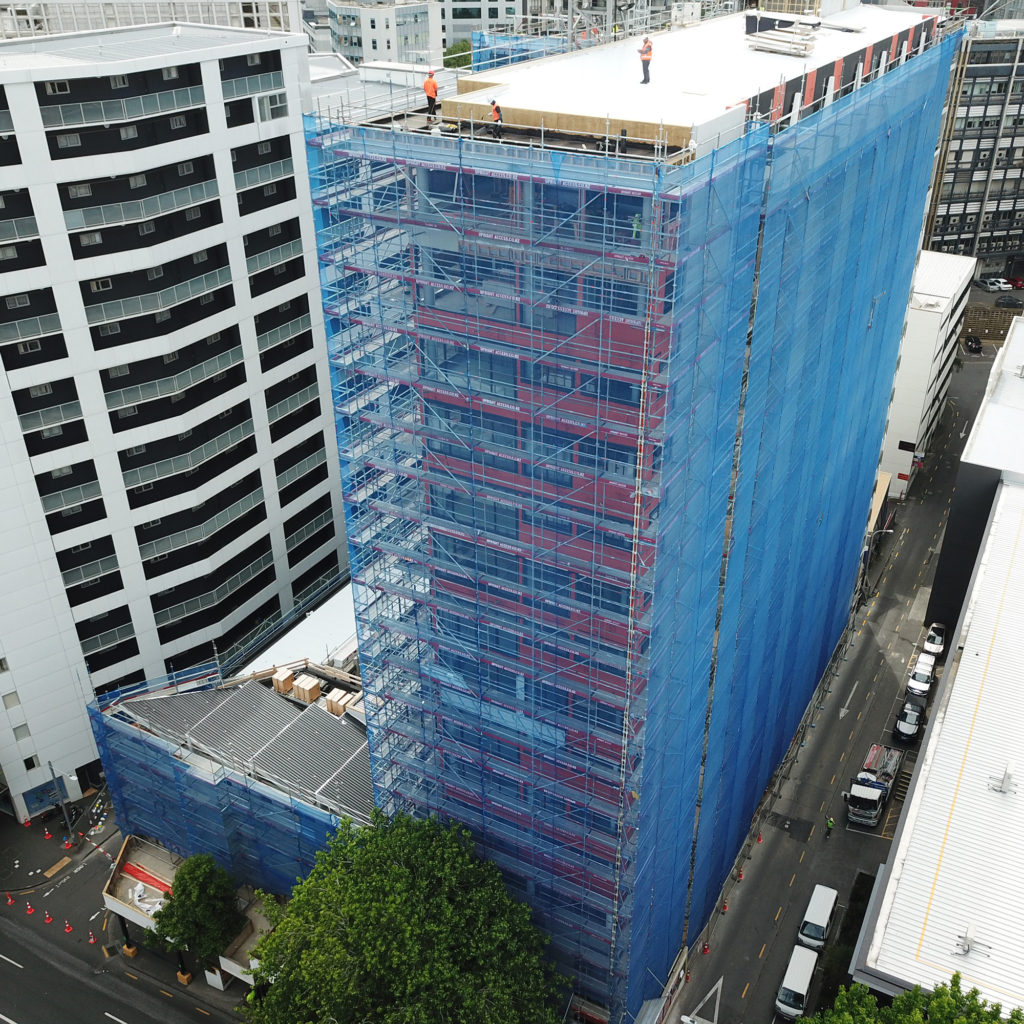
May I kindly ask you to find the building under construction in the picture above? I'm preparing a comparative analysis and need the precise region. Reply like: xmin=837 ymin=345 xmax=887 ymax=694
xmin=309 ymin=8 xmax=958 ymax=1018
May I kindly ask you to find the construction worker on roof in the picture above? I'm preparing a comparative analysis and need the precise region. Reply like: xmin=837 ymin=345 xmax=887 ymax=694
xmin=638 ymin=36 xmax=652 ymax=84
xmin=423 ymin=70 xmax=438 ymax=119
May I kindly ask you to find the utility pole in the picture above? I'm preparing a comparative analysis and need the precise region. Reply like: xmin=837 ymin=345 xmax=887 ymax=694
xmin=47 ymin=760 xmax=78 ymax=848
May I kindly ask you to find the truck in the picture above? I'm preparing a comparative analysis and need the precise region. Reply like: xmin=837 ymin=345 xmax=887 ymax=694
xmin=845 ymin=744 xmax=903 ymax=827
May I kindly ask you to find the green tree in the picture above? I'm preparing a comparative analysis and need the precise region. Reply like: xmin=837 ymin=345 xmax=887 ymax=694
xmin=805 ymin=975 xmax=1024 ymax=1024
xmin=245 ymin=811 xmax=564 ymax=1024
xmin=149 ymin=853 xmax=244 ymax=972
xmin=443 ymin=39 xmax=472 ymax=69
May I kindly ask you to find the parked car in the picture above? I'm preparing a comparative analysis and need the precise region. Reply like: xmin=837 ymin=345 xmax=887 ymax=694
xmin=965 ymin=335 xmax=983 ymax=353
xmin=893 ymin=696 xmax=927 ymax=744
xmin=995 ymin=295 xmax=1024 ymax=309
xmin=923 ymin=622 xmax=946 ymax=656
xmin=907 ymin=652 xmax=936 ymax=698
xmin=978 ymin=277 xmax=1013 ymax=291
xmin=1006 ymin=277 xmax=1024 ymax=289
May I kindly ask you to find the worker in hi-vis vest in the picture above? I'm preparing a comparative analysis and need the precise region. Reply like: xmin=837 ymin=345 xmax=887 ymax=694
xmin=638 ymin=36 xmax=652 ymax=84
xmin=423 ymin=70 xmax=438 ymax=118
xmin=489 ymin=99 xmax=503 ymax=140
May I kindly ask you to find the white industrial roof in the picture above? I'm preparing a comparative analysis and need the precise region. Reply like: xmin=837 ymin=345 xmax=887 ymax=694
xmin=858 ymin=477 xmax=1024 ymax=1011
xmin=962 ymin=317 xmax=1024 ymax=479
xmin=456 ymin=6 xmax=933 ymax=132
xmin=0 ymin=21 xmax=301 ymax=70
xmin=911 ymin=250 xmax=976 ymax=309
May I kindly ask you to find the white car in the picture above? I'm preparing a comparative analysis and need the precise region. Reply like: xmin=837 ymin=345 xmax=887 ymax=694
xmin=978 ymin=277 xmax=1013 ymax=291
xmin=923 ymin=622 xmax=946 ymax=656
xmin=907 ymin=652 xmax=936 ymax=698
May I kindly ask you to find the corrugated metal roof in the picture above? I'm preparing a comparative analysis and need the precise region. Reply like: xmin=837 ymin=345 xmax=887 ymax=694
xmin=860 ymin=480 xmax=1024 ymax=1010
xmin=123 ymin=679 xmax=372 ymax=822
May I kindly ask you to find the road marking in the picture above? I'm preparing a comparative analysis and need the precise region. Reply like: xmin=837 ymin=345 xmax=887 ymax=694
xmin=849 ymin=730 xmax=854 ymax=741
xmin=195 ymin=1008 xmax=211 ymax=1016
xmin=789 ymin=874 xmax=795 ymax=887
xmin=0 ymin=954 xmax=23 ymax=968
xmin=90 ymin=909 xmax=102 ymax=921
xmin=741 ymin=983 xmax=749 ymax=999
xmin=160 ymin=990 xmax=174 ymax=999
xmin=819 ymin=800 xmax=825 ymax=812
xmin=857 ymin=711 xmax=862 ymax=721
xmin=775 ymin=906 xmax=782 ymax=922
xmin=124 ymin=971 xmax=138 ymax=980
xmin=759 ymin=943 xmax=766 ymax=959
xmin=839 ymin=681 xmax=859 ymax=719
xmin=0 ymin=1012 xmax=20 ymax=1024
xmin=104 ymin=1014 xmax=128 ymax=1024
xmin=799 ymin=850 xmax=805 ymax=864
xmin=839 ymin=751 xmax=845 ymax=762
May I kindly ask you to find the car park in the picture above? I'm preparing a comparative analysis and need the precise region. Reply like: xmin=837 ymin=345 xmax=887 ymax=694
xmin=923 ymin=622 xmax=946 ymax=656
xmin=995 ymin=295 xmax=1024 ymax=309
xmin=907 ymin=652 xmax=936 ymax=698
xmin=893 ymin=696 xmax=926 ymax=744
xmin=978 ymin=277 xmax=1013 ymax=291
xmin=965 ymin=335 xmax=983 ymax=353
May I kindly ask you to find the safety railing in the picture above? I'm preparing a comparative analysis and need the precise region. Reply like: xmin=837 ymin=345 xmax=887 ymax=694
xmin=246 ymin=237 xmax=304 ymax=275
xmin=122 ymin=419 xmax=253 ymax=488
xmin=64 ymin=179 xmax=219 ymax=230
xmin=221 ymin=70 xmax=284 ymax=100
xmin=267 ymin=382 xmax=318 ymax=424
xmin=276 ymin=447 xmax=327 ymax=489
xmin=104 ymin=345 xmax=243 ymax=410
xmin=139 ymin=488 xmax=264 ymax=560
xmin=0 ymin=311 xmax=61 ymax=343
xmin=257 ymin=312 xmax=311 ymax=352
xmin=234 ymin=157 xmax=293 ymax=191
xmin=85 ymin=266 xmax=231 ymax=324
xmin=40 ymin=478 xmax=101 ymax=513
xmin=153 ymin=550 xmax=275 ymax=626
xmin=0 ymin=216 xmax=38 ymax=241
xmin=80 ymin=622 xmax=136 ymax=656
xmin=62 ymin=553 xmax=119 ymax=588
xmin=41 ymin=85 xmax=206 ymax=128
xmin=19 ymin=399 xmax=83 ymax=432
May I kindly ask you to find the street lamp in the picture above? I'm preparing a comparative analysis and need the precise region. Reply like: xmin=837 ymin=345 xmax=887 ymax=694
xmin=47 ymin=760 xmax=79 ymax=848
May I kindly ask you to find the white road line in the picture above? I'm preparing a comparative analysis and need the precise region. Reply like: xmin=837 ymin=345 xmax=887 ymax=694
xmin=0 ymin=954 xmax=23 ymax=968
xmin=104 ymin=1014 xmax=128 ymax=1024
xmin=0 ymin=1011 xmax=20 ymax=1024
xmin=90 ymin=909 xmax=102 ymax=921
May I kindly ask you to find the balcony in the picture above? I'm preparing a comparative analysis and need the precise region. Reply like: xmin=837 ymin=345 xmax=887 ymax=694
xmin=85 ymin=266 xmax=232 ymax=325
xmin=152 ymin=550 xmax=275 ymax=626
xmin=277 ymin=447 xmax=327 ymax=489
xmin=19 ymin=398 xmax=83 ymax=432
xmin=62 ymin=553 xmax=119 ymax=588
xmin=104 ymin=345 xmax=243 ymax=411
xmin=80 ymin=621 xmax=136 ymax=656
xmin=285 ymin=508 xmax=333 ymax=552
xmin=0 ymin=311 xmax=61 ymax=343
xmin=139 ymin=487 xmax=264 ymax=560
xmin=122 ymin=419 xmax=254 ymax=488
xmin=257 ymin=312 xmax=311 ymax=352
xmin=234 ymin=157 xmax=293 ymax=191
xmin=0 ymin=216 xmax=38 ymax=242
xmin=40 ymin=85 xmax=206 ymax=129
xmin=64 ymin=179 xmax=219 ymax=231
xmin=221 ymin=71 xmax=284 ymax=101
xmin=246 ymin=237 xmax=303 ymax=275
xmin=267 ymin=382 xmax=318 ymax=424
xmin=41 ymin=478 xmax=101 ymax=514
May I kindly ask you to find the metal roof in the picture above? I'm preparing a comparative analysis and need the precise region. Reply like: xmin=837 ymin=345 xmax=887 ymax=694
xmin=122 ymin=678 xmax=373 ymax=823
xmin=855 ymin=480 xmax=1024 ymax=1010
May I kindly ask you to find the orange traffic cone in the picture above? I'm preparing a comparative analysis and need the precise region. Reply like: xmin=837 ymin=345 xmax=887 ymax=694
xmin=5 ymin=892 xmax=13 ymax=906
xmin=88 ymin=931 xmax=97 ymax=945
xmin=25 ymin=902 xmax=34 ymax=915
xmin=44 ymin=910 xmax=53 ymax=923
xmin=64 ymin=920 xmax=73 ymax=934
xmin=43 ymin=827 xmax=52 ymax=840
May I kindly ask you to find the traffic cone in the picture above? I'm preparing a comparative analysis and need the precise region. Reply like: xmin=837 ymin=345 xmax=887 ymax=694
xmin=22 ymin=819 xmax=30 ymax=828
xmin=88 ymin=931 xmax=97 ymax=945
xmin=43 ymin=827 xmax=52 ymax=840
xmin=685 ymin=970 xmax=691 ymax=983
xmin=721 ymin=900 xmax=728 ymax=914
xmin=44 ymin=910 xmax=53 ymax=924
xmin=63 ymin=837 xmax=73 ymax=850
xmin=5 ymin=892 xmax=13 ymax=906
xmin=757 ymin=831 xmax=763 ymax=844
xmin=701 ymin=940 xmax=709 ymax=954
xmin=64 ymin=920 xmax=73 ymax=934
xmin=737 ymin=868 xmax=744 ymax=881
xmin=25 ymin=902 xmax=34 ymax=915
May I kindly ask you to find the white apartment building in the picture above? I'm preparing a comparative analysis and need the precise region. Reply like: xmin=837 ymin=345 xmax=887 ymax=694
xmin=327 ymin=0 xmax=440 ymax=66
xmin=0 ymin=23 xmax=346 ymax=820
xmin=880 ymin=250 xmax=976 ymax=498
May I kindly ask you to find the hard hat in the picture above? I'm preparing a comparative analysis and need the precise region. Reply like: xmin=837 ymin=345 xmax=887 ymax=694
xmin=427 ymin=70 xmax=434 ymax=76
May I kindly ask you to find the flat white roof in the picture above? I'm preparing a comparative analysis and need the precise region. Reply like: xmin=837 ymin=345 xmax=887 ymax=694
xmin=859 ymin=478 xmax=1024 ymax=1011
xmin=911 ymin=250 xmax=976 ymax=308
xmin=0 ymin=21 xmax=302 ymax=70
xmin=456 ymin=6 xmax=933 ymax=131
xmin=962 ymin=317 xmax=1024 ymax=478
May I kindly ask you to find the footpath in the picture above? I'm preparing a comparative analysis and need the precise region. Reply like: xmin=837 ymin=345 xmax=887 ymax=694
xmin=0 ymin=793 xmax=243 ymax=1021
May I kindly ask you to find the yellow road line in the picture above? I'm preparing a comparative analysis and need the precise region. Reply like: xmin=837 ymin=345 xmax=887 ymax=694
xmin=775 ymin=906 xmax=782 ymax=922
xmin=741 ymin=983 xmax=750 ymax=999
xmin=759 ymin=943 xmax=766 ymax=959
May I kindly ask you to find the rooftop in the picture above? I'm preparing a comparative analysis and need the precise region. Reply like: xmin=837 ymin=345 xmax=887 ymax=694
xmin=962 ymin=316 xmax=1024 ymax=478
xmin=0 ymin=21 xmax=304 ymax=70
xmin=911 ymin=250 xmax=977 ymax=308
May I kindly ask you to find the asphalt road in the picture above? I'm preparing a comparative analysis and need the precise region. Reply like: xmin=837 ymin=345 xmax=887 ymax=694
xmin=670 ymin=343 xmax=994 ymax=1024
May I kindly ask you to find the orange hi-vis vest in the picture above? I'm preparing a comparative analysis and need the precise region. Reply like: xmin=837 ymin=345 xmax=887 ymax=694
xmin=491 ymin=105 xmax=501 ymax=122
xmin=640 ymin=40 xmax=652 ymax=61
xmin=424 ymin=77 xmax=437 ymax=99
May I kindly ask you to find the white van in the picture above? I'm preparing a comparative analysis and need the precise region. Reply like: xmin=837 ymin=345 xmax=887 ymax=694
xmin=798 ymin=884 xmax=839 ymax=950
xmin=775 ymin=945 xmax=818 ymax=1019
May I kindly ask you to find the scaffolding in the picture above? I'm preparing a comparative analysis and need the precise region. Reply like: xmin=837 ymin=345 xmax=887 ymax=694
xmin=308 ymin=25 xmax=959 ymax=1019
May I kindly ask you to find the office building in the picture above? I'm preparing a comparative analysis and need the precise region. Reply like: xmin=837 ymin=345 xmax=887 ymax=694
xmin=311 ymin=8 xmax=957 ymax=1019
xmin=326 ymin=0 xmax=440 ymax=66
xmin=926 ymin=20 xmax=1024 ymax=277
xmin=0 ymin=24 xmax=345 ymax=821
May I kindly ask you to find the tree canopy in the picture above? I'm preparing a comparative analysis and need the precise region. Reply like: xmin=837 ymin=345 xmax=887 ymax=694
xmin=806 ymin=976 xmax=1024 ymax=1024
xmin=149 ymin=853 xmax=244 ymax=970
xmin=245 ymin=811 xmax=565 ymax=1024
xmin=443 ymin=39 xmax=472 ymax=69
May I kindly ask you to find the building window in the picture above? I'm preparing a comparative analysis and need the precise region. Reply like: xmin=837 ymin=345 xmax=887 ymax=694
xmin=145 ymin=267 xmax=163 ymax=282
xmin=268 ymin=223 xmax=282 ymax=236
xmin=118 ymin=405 xmax=138 ymax=418
xmin=98 ymin=323 xmax=121 ymax=337
xmin=169 ymin=115 xmax=187 ymax=130
xmin=68 ymin=183 xmax=92 ymax=199
xmin=29 ymin=382 xmax=53 ymax=398
xmin=56 ymin=133 xmax=81 ymax=149
xmin=127 ymin=175 xmax=147 ymax=192
xmin=13 ymin=723 xmax=31 ymax=741
xmin=370 ymin=17 xmax=376 ymax=28
xmin=162 ymin=66 xmax=180 ymax=80
xmin=162 ymin=351 xmax=178 ymax=364
xmin=44 ymin=80 xmax=70 ymax=95
xmin=177 ymin=161 xmax=193 ymax=176
xmin=138 ymin=221 xmax=156 ymax=236
xmin=257 ymin=93 xmax=288 ymax=120
xmin=90 ymin=278 xmax=113 ymax=293
xmin=155 ymin=310 xmax=171 ymax=322
xmin=51 ymin=465 xmax=72 ymax=478
xmin=1 ymin=690 xmax=18 ymax=708
xmin=199 ymin=293 xmax=215 ymax=305
xmin=257 ymin=140 xmax=272 ymax=155
xmin=6 ymin=294 xmax=29 ymax=309
xmin=40 ymin=425 xmax=63 ymax=438
xmin=0 ymin=245 xmax=16 ymax=260
xmin=247 ymin=53 xmax=262 ymax=66
xmin=185 ymin=207 xmax=202 ymax=221
xmin=108 ymin=363 xmax=129 ymax=377
xmin=193 ymin=249 xmax=208 ymax=264
xmin=17 ymin=339 xmax=41 ymax=353
xmin=120 ymin=125 xmax=139 ymax=140
xmin=263 ymin=183 xmax=278 ymax=197
xmin=110 ymin=74 xmax=129 ymax=89
xmin=23 ymin=755 xmax=39 ymax=771
xmin=371 ymin=39 xmax=378 ymax=50
xmin=80 ymin=231 xmax=102 ymax=246
xmin=128 ymin=445 xmax=147 ymax=456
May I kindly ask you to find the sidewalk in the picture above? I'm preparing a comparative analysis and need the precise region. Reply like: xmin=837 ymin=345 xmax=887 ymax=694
xmin=0 ymin=801 xmax=245 ymax=1020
